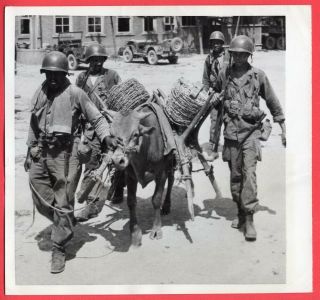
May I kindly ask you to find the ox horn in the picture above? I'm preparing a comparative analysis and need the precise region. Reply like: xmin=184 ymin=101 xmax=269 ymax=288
xmin=138 ymin=124 xmax=155 ymax=135
xmin=136 ymin=111 xmax=152 ymax=121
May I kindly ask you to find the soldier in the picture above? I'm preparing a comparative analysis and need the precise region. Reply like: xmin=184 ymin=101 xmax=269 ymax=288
xmin=213 ymin=35 xmax=286 ymax=241
xmin=24 ymin=51 xmax=116 ymax=274
xmin=75 ymin=44 xmax=125 ymax=221
xmin=202 ymin=31 xmax=228 ymax=161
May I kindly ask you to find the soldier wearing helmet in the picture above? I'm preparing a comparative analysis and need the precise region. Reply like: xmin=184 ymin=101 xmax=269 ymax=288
xmin=24 ymin=51 xmax=116 ymax=274
xmin=211 ymin=35 xmax=286 ymax=241
xmin=75 ymin=43 xmax=124 ymax=222
xmin=202 ymin=31 xmax=229 ymax=161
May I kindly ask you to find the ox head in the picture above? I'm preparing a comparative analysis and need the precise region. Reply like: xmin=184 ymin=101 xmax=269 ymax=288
xmin=110 ymin=108 xmax=155 ymax=171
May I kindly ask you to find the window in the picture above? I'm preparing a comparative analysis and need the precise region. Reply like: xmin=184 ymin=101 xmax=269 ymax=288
xmin=20 ymin=17 xmax=30 ymax=34
xmin=55 ymin=16 xmax=70 ymax=33
xmin=182 ymin=16 xmax=197 ymax=27
xmin=144 ymin=17 xmax=154 ymax=32
xmin=164 ymin=16 xmax=174 ymax=31
xmin=117 ymin=17 xmax=130 ymax=33
xmin=88 ymin=17 xmax=102 ymax=33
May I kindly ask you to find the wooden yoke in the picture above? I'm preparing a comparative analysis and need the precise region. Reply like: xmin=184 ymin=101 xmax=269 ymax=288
xmin=154 ymin=88 xmax=222 ymax=221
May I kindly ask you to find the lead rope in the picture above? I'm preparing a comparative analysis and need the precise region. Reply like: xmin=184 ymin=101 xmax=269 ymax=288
xmin=24 ymin=165 xmax=118 ymax=233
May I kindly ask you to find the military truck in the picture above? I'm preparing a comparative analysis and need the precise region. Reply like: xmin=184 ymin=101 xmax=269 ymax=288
xmin=122 ymin=37 xmax=183 ymax=65
xmin=56 ymin=31 xmax=87 ymax=70
xmin=261 ymin=17 xmax=286 ymax=50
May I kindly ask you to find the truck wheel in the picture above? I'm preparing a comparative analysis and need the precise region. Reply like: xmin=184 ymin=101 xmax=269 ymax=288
xmin=67 ymin=53 xmax=78 ymax=70
xmin=168 ymin=56 xmax=178 ymax=64
xmin=123 ymin=47 xmax=133 ymax=63
xmin=170 ymin=37 xmax=183 ymax=52
xmin=265 ymin=36 xmax=276 ymax=50
xmin=147 ymin=50 xmax=158 ymax=65
xmin=276 ymin=37 xmax=286 ymax=50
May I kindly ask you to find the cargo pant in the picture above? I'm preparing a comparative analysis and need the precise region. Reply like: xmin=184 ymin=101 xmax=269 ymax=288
xmin=29 ymin=139 xmax=82 ymax=247
xmin=222 ymin=138 xmax=262 ymax=213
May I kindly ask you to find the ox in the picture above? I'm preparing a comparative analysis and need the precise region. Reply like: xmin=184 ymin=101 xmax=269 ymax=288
xmin=109 ymin=105 xmax=175 ymax=247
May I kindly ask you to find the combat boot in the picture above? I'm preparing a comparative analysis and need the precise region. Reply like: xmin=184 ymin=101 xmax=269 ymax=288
xmin=51 ymin=246 xmax=66 ymax=274
xmin=231 ymin=203 xmax=245 ymax=229
xmin=244 ymin=213 xmax=257 ymax=241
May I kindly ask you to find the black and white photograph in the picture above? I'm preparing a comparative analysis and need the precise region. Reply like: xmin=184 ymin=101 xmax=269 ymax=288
xmin=5 ymin=5 xmax=311 ymax=295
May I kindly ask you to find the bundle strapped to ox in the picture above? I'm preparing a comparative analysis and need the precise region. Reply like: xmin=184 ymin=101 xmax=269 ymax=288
xmin=78 ymin=76 xmax=222 ymax=223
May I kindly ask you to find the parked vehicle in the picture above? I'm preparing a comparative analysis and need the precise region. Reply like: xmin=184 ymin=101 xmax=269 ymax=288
xmin=56 ymin=31 xmax=87 ymax=70
xmin=122 ymin=37 xmax=183 ymax=65
xmin=261 ymin=17 xmax=286 ymax=50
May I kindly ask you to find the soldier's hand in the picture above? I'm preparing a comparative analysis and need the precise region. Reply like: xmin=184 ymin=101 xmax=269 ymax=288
xmin=103 ymin=136 xmax=123 ymax=152
xmin=281 ymin=133 xmax=286 ymax=148
xmin=24 ymin=157 xmax=32 ymax=172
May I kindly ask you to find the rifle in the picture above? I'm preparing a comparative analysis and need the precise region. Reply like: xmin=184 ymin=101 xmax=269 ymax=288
xmin=211 ymin=93 xmax=224 ymax=153
xmin=81 ymin=65 xmax=114 ymax=123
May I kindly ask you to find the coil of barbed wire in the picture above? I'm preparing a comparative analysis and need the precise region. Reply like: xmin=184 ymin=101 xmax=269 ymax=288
xmin=106 ymin=78 xmax=150 ymax=112
xmin=164 ymin=78 xmax=208 ymax=126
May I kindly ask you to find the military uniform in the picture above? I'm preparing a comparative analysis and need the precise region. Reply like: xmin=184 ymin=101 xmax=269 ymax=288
xmin=76 ymin=69 xmax=121 ymax=195
xmin=202 ymin=51 xmax=228 ymax=144
xmin=27 ymin=79 xmax=110 ymax=249
xmin=215 ymin=63 xmax=285 ymax=213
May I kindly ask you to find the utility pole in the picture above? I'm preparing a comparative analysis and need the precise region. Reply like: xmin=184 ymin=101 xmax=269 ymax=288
xmin=110 ymin=16 xmax=117 ymax=56
xmin=197 ymin=17 xmax=203 ymax=54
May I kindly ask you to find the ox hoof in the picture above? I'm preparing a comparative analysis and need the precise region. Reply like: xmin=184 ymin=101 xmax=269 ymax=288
xmin=161 ymin=205 xmax=171 ymax=215
xmin=131 ymin=226 xmax=142 ymax=248
xmin=149 ymin=229 xmax=163 ymax=240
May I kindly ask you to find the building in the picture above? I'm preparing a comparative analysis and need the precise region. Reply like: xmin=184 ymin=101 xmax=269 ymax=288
xmin=15 ymin=15 xmax=285 ymax=64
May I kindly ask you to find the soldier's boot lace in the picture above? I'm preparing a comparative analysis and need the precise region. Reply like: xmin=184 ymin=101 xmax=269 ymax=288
xmin=244 ymin=213 xmax=257 ymax=241
xmin=51 ymin=246 xmax=66 ymax=274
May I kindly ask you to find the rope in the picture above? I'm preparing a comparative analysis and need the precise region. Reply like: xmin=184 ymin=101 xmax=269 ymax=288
xmin=28 ymin=167 xmax=113 ymax=215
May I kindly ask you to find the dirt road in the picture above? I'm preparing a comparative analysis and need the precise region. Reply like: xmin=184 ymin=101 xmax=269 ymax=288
xmin=13 ymin=51 xmax=286 ymax=287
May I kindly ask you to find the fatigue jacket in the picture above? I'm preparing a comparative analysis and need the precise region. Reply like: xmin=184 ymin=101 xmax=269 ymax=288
xmin=27 ymin=79 xmax=110 ymax=147
xmin=215 ymin=63 xmax=285 ymax=142
xmin=202 ymin=50 xmax=228 ymax=91
xmin=76 ymin=68 xmax=121 ymax=139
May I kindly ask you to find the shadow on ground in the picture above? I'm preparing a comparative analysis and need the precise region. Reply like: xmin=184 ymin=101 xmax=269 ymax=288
xmin=33 ymin=185 xmax=277 ymax=261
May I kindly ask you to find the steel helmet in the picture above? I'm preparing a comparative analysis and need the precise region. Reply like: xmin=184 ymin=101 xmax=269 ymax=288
xmin=85 ymin=44 xmax=108 ymax=63
xmin=40 ymin=51 xmax=69 ymax=73
xmin=229 ymin=35 xmax=254 ymax=54
xmin=209 ymin=31 xmax=225 ymax=43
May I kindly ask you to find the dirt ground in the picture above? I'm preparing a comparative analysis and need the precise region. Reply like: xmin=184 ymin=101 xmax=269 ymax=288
xmin=13 ymin=51 xmax=286 ymax=287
